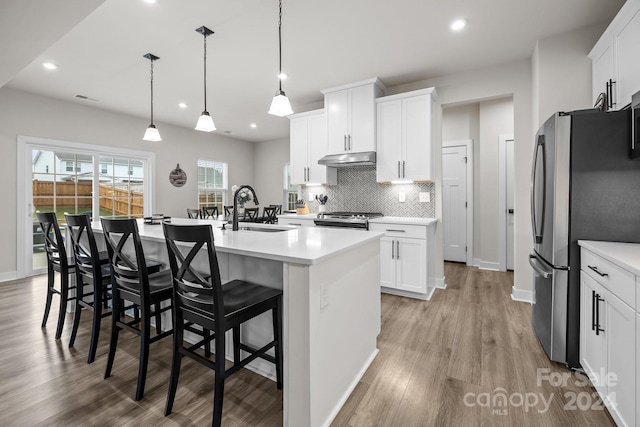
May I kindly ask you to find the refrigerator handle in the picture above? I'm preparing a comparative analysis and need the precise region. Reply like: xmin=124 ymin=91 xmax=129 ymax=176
xmin=529 ymin=254 xmax=552 ymax=279
xmin=530 ymin=135 xmax=546 ymax=245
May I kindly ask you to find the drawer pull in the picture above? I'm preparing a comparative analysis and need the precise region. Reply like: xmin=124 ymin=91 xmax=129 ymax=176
xmin=587 ymin=265 xmax=608 ymax=278
xmin=290 ymin=223 xmax=302 ymax=226
xmin=385 ymin=229 xmax=406 ymax=233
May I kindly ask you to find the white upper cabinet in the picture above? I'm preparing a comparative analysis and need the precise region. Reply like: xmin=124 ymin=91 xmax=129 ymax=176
xmin=590 ymin=0 xmax=640 ymax=109
xmin=376 ymin=88 xmax=438 ymax=183
xmin=321 ymin=78 xmax=384 ymax=154
xmin=288 ymin=109 xmax=337 ymax=185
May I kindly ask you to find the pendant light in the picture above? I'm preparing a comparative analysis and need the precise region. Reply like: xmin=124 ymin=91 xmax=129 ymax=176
xmin=195 ymin=26 xmax=216 ymax=132
xmin=268 ymin=0 xmax=293 ymax=117
xmin=142 ymin=53 xmax=162 ymax=141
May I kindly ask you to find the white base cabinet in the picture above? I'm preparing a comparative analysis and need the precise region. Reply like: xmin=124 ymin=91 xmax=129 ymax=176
xmin=579 ymin=243 xmax=637 ymax=427
xmin=278 ymin=217 xmax=315 ymax=228
xmin=370 ymin=219 xmax=436 ymax=300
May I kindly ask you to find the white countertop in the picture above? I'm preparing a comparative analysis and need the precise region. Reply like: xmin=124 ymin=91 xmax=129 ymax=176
xmin=93 ymin=218 xmax=382 ymax=266
xmin=369 ymin=216 xmax=438 ymax=226
xmin=277 ymin=213 xmax=317 ymax=220
xmin=578 ymin=240 xmax=640 ymax=276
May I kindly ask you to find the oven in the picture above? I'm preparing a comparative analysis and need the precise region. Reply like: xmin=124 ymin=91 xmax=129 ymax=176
xmin=313 ymin=212 xmax=383 ymax=230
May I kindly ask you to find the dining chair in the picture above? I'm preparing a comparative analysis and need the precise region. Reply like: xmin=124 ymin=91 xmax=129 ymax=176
xmin=262 ymin=206 xmax=278 ymax=224
xmin=162 ymin=222 xmax=283 ymax=427
xmin=187 ymin=208 xmax=201 ymax=219
xmin=243 ymin=207 xmax=259 ymax=222
xmin=101 ymin=217 xmax=174 ymax=401
xmin=36 ymin=212 xmax=77 ymax=340
xmin=202 ymin=206 xmax=219 ymax=219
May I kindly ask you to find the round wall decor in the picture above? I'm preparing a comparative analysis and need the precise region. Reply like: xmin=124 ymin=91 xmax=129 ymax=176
xmin=169 ymin=163 xmax=187 ymax=187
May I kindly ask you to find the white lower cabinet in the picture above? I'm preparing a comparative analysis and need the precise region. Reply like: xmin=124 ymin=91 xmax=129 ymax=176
xmin=278 ymin=217 xmax=315 ymax=227
xmin=579 ymin=245 xmax=637 ymax=427
xmin=370 ymin=220 xmax=436 ymax=300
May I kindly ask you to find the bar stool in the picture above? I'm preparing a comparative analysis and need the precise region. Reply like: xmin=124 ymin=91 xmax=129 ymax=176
xmin=262 ymin=206 xmax=278 ymax=224
xmin=65 ymin=213 xmax=114 ymax=364
xmin=36 ymin=212 xmax=77 ymax=339
xmin=162 ymin=222 xmax=283 ymax=427
xmin=223 ymin=205 xmax=234 ymax=219
xmin=243 ymin=207 xmax=259 ymax=222
xmin=101 ymin=217 xmax=175 ymax=401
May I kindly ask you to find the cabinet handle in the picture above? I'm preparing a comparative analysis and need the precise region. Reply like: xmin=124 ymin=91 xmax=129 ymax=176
xmin=398 ymin=161 xmax=401 ymax=178
xmin=344 ymin=135 xmax=347 ymax=151
xmin=306 ymin=167 xmax=309 ymax=182
xmin=396 ymin=240 xmax=400 ymax=259
xmin=591 ymin=290 xmax=596 ymax=331
xmin=588 ymin=265 xmax=608 ymax=278
xmin=348 ymin=134 xmax=351 ymax=151
xmin=385 ymin=229 xmax=406 ymax=233
xmin=595 ymin=293 xmax=605 ymax=335
xmin=391 ymin=239 xmax=395 ymax=259
xmin=608 ymin=79 xmax=616 ymax=109
xmin=290 ymin=223 xmax=302 ymax=226
xmin=403 ymin=160 xmax=406 ymax=178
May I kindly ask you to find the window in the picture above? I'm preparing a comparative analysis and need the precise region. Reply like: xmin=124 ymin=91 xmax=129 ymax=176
xmin=284 ymin=163 xmax=298 ymax=211
xmin=101 ymin=163 xmax=107 ymax=174
xmin=66 ymin=161 xmax=73 ymax=172
xmin=198 ymin=159 xmax=227 ymax=214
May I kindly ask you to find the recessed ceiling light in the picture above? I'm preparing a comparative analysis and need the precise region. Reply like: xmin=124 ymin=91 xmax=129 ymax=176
xmin=451 ymin=19 xmax=466 ymax=31
xmin=178 ymin=102 xmax=188 ymax=109
xmin=250 ymin=123 xmax=257 ymax=128
xmin=143 ymin=0 xmax=157 ymax=4
xmin=278 ymin=72 xmax=288 ymax=80
xmin=42 ymin=62 xmax=58 ymax=70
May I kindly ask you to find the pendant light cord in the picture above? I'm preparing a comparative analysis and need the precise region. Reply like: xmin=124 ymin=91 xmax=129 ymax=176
xmin=203 ymin=34 xmax=208 ymax=111
xmin=150 ymin=58 xmax=154 ymax=125
xmin=278 ymin=0 xmax=282 ymax=92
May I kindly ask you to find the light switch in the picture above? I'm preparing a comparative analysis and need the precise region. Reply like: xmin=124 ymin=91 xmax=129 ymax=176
xmin=399 ymin=192 xmax=406 ymax=202
xmin=419 ymin=192 xmax=430 ymax=203
xmin=308 ymin=192 xmax=315 ymax=202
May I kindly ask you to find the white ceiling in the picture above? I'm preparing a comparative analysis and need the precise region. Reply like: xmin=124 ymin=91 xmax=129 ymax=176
xmin=2 ymin=0 xmax=626 ymax=142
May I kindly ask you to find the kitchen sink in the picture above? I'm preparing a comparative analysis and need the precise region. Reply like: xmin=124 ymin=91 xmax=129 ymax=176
xmin=237 ymin=226 xmax=290 ymax=232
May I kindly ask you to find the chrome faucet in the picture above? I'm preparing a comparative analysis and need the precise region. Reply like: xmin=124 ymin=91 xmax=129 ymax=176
xmin=232 ymin=185 xmax=259 ymax=231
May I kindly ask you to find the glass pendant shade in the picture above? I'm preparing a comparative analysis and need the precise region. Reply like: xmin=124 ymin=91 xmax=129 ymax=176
xmin=268 ymin=90 xmax=293 ymax=117
xmin=143 ymin=124 xmax=162 ymax=141
xmin=195 ymin=111 xmax=216 ymax=132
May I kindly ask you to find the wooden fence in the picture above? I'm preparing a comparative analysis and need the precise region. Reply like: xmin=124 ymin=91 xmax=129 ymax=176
xmin=33 ymin=180 xmax=143 ymax=216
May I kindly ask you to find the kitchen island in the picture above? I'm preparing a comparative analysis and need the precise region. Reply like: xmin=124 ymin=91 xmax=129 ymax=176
xmin=91 ymin=218 xmax=382 ymax=427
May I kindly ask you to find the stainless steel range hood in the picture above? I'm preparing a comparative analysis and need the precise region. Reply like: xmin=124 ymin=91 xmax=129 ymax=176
xmin=317 ymin=151 xmax=376 ymax=167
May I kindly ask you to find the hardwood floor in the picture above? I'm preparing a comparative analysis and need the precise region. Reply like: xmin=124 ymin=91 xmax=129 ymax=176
xmin=0 ymin=263 xmax=615 ymax=426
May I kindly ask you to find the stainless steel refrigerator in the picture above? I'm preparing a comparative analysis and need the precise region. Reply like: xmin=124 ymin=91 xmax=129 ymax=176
xmin=529 ymin=108 xmax=640 ymax=368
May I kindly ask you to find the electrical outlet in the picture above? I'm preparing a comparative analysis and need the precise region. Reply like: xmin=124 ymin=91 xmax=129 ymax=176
xmin=308 ymin=192 xmax=314 ymax=202
xmin=419 ymin=192 xmax=430 ymax=203
xmin=320 ymin=284 xmax=328 ymax=309
xmin=399 ymin=192 xmax=406 ymax=202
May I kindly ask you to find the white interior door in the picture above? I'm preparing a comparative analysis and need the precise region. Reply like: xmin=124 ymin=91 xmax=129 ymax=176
xmin=506 ymin=139 xmax=515 ymax=270
xmin=442 ymin=145 xmax=467 ymax=262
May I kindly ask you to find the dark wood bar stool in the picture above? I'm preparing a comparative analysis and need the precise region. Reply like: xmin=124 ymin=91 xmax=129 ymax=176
xmin=36 ymin=212 xmax=76 ymax=340
xmin=101 ymin=217 xmax=174 ymax=401
xmin=162 ymin=223 xmax=283 ymax=427
xmin=262 ymin=206 xmax=278 ymax=224
xmin=223 ymin=205 xmax=234 ymax=219
xmin=243 ymin=207 xmax=259 ymax=222
xmin=65 ymin=213 xmax=114 ymax=364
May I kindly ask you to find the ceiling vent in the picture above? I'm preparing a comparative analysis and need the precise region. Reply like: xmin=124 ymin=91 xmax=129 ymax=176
xmin=74 ymin=94 xmax=100 ymax=102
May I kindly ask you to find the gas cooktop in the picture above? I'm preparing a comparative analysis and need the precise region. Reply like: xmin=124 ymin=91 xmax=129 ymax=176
xmin=314 ymin=212 xmax=383 ymax=229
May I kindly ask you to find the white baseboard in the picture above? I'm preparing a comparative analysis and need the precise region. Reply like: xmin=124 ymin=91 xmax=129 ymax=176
xmin=473 ymin=259 xmax=500 ymax=271
xmin=0 ymin=271 xmax=18 ymax=283
xmin=381 ymin=287 xmax=429 ymax=301
xmin=511 ymin=285 xmax=533 ymax=304
xmin=435 ymin=276 xmax=446 ymax=289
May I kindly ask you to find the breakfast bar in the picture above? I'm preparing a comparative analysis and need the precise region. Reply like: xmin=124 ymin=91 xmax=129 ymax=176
xmin=92 ymin=218 xmax=383 ymax=427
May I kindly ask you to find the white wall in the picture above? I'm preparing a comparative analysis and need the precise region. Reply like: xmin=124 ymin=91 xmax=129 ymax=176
xmin=253 ymin=137 xmax=290 ymax=206
xmin=0 ymin=87 xmax=254 ymax=277
xmin=388 ymin=59 xmax=533 ymax=293
xmin=533 ymin=24 xmax=605 ymax=127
